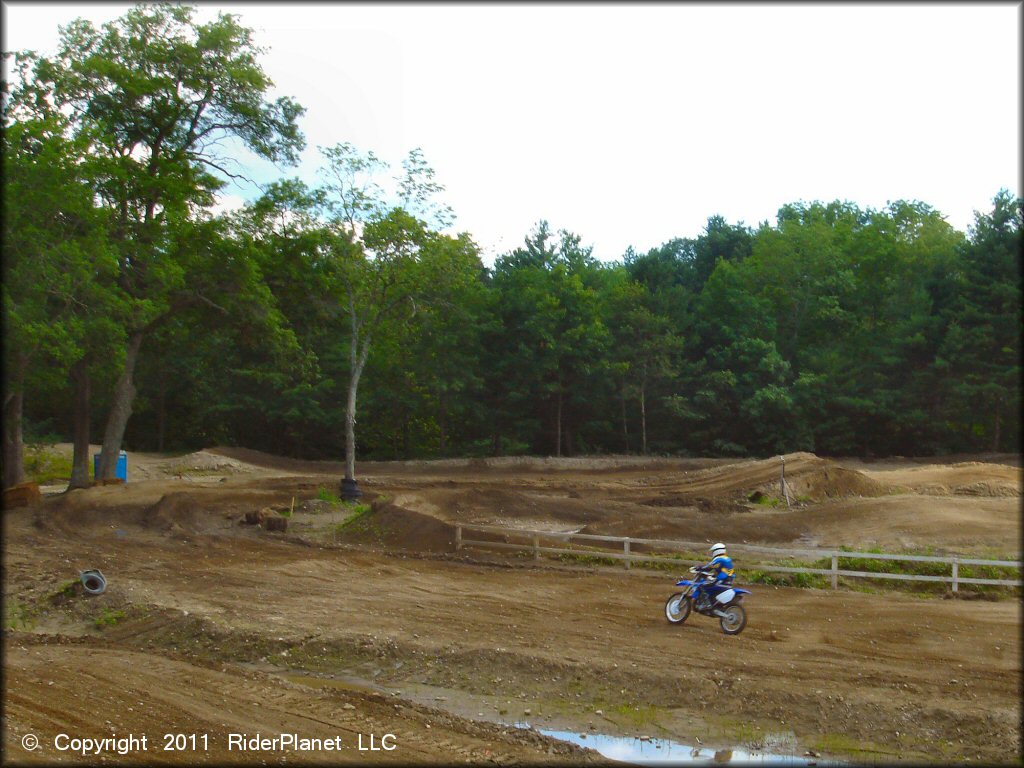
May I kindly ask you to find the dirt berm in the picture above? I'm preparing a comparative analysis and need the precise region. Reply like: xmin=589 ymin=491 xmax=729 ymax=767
xmin=3 ymin=448 xmax=1019 ymax=764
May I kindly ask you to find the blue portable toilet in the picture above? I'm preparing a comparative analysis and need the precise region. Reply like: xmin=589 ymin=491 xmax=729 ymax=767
xmin=93 ymin=451 xmax=128 ymax=482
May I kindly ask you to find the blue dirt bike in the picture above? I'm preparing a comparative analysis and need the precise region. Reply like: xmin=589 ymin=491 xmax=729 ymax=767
xmin=664 ymin=566 xmax=750 ymax=635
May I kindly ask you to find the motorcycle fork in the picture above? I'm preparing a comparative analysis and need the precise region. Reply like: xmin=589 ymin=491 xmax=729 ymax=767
xmin=695 ymin=585 xmax=711 ymax=611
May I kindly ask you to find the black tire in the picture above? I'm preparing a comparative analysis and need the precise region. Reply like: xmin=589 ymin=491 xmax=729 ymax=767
xmin=665 ymin=592 xmax=691 ymax=625
xmin=719 ymin=603 xmax=746 ymax=635
xmin=80 ymin=570 xmax=107 ymax=595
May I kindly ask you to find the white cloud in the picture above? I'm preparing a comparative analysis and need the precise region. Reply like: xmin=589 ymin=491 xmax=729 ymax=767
xmin=4 ymin=2 xmax=1019 ymax=264
xmin=208 ymin=193 xmax=247 ymax=218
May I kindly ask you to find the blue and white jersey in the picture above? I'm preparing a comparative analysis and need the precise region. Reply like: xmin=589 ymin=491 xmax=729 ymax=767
xmin=703 ymin=554 xmax=734 ymax=583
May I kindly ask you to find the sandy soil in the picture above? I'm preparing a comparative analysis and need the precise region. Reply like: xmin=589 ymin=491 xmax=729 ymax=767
xmin=3 ymin=447 xmax=1021 ymax=765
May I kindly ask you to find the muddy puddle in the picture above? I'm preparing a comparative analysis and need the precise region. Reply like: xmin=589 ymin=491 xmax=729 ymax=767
xmin=524 ymin=727 xmax=840 ymax=765
xmin=279 ymin=672 xmax=840 ymax=765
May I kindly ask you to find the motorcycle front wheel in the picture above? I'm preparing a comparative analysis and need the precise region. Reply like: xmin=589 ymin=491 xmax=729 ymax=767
xmin=665 ymin=592 xmax=692 ymax=625
xmin=719 ymin=603 xmax=746 ymax=635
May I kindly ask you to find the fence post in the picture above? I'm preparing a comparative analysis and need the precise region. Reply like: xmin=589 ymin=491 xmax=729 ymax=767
xmin=831 ymin=553 xmax=838 ymax=589
xmin=952 ymin=557 xmax=959 ymax=593
xmin=781 ymin=456 xmax=791 ymax=507
xmin=533 ymin=534 xmax=540 ymax=561
xmin=455 ymin=525 xmax=462 ymax=551
xmin=624 ymin=539 xmax=631 ymax=570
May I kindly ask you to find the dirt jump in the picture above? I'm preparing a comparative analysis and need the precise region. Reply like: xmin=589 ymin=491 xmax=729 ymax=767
xmin=2 ymin=446 xmax=1020 ymax=765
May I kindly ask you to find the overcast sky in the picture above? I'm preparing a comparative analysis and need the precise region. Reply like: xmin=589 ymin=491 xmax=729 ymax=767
xmin=3 ymin=2 xmax=1020 ymax=264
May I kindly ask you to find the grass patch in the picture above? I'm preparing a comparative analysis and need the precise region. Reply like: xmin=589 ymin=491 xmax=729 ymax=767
xmin=746 ymin=491 xmax=811 ymax=506
xmin=93 ymin=608 xmax=126 ymax=629
xmin=743 ymin=547 xmax=1019 ymax=598
xmin=835 ymin=546 xmax=1020 ymax=597
xmin=745 ymin=561 xmax=829 ymax=589
xmin=606 ymin=702 xmax=661 ymax=729
xmin=48 ymin=580 xmax=79 ymax=604
xmin=337 ymin=502 xmax=373 ymax=527
xmin=808 ymin=731 xmax=913 ymax=760
xmin=333 ymin=502 xmax=381 ymax=540
xmin=629 ymin=551 xmax=702 ymax=572
xmin=561 ymin=548 xmax=707 ymax=573
xmin=4 ymin=599 xmax=37 ymax=630
xmin=316 ymin=486 xmax=342 ymax=505
xmin=23 ymin=444 xmax=73 ymax=485
xmin=731 ymin=722 xmax=767 ymax=747
xmin=636 ymin=557 xmax=686 ymax=573
xmin=748 ymin=491 xmax=782 ymax=507
xmin=556 ymin=552 xmax=621 ymax=568
xmin=709 ymin=717 xmax=771 ymax=750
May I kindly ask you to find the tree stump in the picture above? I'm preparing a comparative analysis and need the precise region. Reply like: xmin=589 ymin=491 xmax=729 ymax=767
xmin=264 ymin=516 xmax=287 ymax=532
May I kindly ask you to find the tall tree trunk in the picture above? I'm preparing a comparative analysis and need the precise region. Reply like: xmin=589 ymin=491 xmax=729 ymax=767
xmin=438 ymin=389 xmax=447 ymax=456
xmin=99 ymin=331 xmax=144 ymax=479
xmin=621 ymin=385 xmax=630 ymax=453
xmin=157 ymin=371 xmax=166 ymax=453
xmin=344 ymin=370 xmax=360 ymax=482
xmin=555 ymin=390 xmax=563 ymax=457
xmin=69 ymin=358 xmax=92 ymax=489
xmin=344 ymin=334 xmax=372 ymax=483
xmin=992 ymin=409 xmax=1001 ymax=453
xmin=640 ymin=381 xmax=648 ymax=456
xmin=2 ymin=353 xmax=28 ymax=488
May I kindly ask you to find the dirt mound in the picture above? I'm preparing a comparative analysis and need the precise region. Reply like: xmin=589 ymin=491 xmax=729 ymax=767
xmin=849 ymin=460 xmax=1022 ymax=497
xmin=137 ymin=492 xmax=219 ymax=534
xmin=30 ymin=444 xmax=268 ymax=483
xmin=390 ymin=486 xmax=607 ymax=532
xmin=5 ymin=446 xmax=1021 ymax=764
xmin=208 ymin=446 xmax=344 ymax=474
xmin=952 ymin=481 xmax=1021 ymax=497
xmin=362 ymin=454 xmax=739 ymax=476
xmin=789 ymin=464 xmax=887 ymax=500
xmin=33 ymin=490 xmax=231 ymax=536
xmin=340 ymin=499 xmax=457 ymax=553
xmin=639 ymin=453 xmax=885 ymax=503
xmin=126 ymin=449 xmax=272 ymax=480
xmin=643 ymin=494 xmax=750 ymax=514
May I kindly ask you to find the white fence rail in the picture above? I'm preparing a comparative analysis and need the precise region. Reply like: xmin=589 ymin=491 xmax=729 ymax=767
xmin=454 ymin=524 xmax=1022 ymax=592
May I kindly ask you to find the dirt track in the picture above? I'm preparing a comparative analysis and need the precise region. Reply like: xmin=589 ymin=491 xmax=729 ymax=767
xmin=3 ymin=447 xmax=1021 ymax=765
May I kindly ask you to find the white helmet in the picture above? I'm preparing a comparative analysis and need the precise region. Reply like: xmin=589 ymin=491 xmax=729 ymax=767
xmin=709 ymin=543 xmax=727 ymax=557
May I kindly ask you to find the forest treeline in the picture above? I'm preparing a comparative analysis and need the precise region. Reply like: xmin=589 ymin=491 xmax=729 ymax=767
xmin=3 ymin=6 xmax=1020 ymax=488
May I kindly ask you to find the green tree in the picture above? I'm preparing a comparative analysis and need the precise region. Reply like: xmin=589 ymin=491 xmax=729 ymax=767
xmin=127 ymin=210 xmax=316 ymax=456
xmin=603 ymin=276 xmax=683 ymax=454
xmin=317 ymin=142 xmax=464 ymax=492
xmin=22 ymin=4 xmax=304 ymax=479
xmin=940 ymin=190 xmax=1022 ymax=451
xmin=358 ymin=233 xmax=488 ymax=458
xmin=1 ymin=58 xmax=116 ymax=487
xmin=488 ymin=222 xmax=610 ymax=456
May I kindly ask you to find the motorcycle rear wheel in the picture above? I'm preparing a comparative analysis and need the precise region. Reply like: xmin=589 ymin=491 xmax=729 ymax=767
xmin=719 ymin=603 xmax=746 ymax=635
xmin=665 ymin=592 xmax=692 ymax=624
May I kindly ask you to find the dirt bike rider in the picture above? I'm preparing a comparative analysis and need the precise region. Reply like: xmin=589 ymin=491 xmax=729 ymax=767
xmin=694 ymin=543 xmax=734 ymax=610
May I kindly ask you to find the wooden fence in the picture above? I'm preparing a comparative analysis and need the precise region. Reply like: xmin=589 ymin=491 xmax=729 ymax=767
xmin=454 ymin=524 xmax=1022 ymax=592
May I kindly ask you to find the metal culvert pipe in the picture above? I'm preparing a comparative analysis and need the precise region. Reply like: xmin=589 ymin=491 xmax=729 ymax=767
xmin=80 ymin=569 xmax=107 ymax=595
